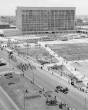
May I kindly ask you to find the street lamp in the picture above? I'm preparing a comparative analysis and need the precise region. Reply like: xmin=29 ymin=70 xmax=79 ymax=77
xmin=85 ymin=93 xmax=87 ymax=110
xmin=21 ymin=64 xmax=25 ymax=77
xmin=29 ymin=63 xmax=35 ymax=84
xmin=23 ymin=90 xmax=25 ymax=110
xmin=8 ymin=52 xmax=12 ymax=72
xmin=22 ymin=71 xmax=26 ymax=110
xmin=8 ymin=53 xmax=10 ymax=66
xmin=32 ymin=69 xmax=34 ymax=84
xmin=26 ymin=40 xmax=29 ymax=57
xmin=23 ymin=89 xmax=28 ymax=110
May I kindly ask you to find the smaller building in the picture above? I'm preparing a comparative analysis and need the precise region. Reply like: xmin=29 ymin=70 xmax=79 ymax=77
xmin=76 ymin=26 xmax=88 ymax=34
xmin=0 ymin=22 xmax=10 ymax=29
xmin=0 ymin=29 xmax=21 ymax=37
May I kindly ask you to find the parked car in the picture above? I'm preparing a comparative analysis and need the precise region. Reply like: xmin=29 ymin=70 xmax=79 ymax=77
xmin=80 ymin=87 xmax=88 ymax=93
xmin=55 ymin=85 xmax=69 ymax=94
xmin=46 ymin=95 xmax=57 ymax=106
xmin=71 ymin=80 xmax=85 ymax=91
xmin=4 ymin=73 xmax=13 ymax=79
xmin=8 ymin=82 xmax=15 ymax=85
xmin=59 ymin=37 xmax=68 ymax=41
xmin=59 ymin=102 xmax=68 ymax=109
xmin=0 ymin=58 xmax=7 ymax=66
xmin=46 ymin=97 xmax=57 ymax=106
xmin=0 ymin=62 xmax=6 ymax=66
xmin=43 ymin=91 xmax=53 ymax=97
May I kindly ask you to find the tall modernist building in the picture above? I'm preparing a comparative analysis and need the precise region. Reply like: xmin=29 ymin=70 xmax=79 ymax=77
xmin=16 ymin=7 xmax=75 ymax=34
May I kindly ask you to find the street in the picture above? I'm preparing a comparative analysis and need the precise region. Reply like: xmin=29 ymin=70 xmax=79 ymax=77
xmin=0 ymin=48 xmax=88 ymax=110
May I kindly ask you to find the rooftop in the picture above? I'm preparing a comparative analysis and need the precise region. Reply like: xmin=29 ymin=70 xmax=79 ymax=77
xmin=17 ymin=7 xmax=76 ymax=10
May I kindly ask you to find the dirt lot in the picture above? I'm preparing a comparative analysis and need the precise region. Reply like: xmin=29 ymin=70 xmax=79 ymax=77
xmin=48 ymin=43 xmax=88 ymax=61
xmin=15 ymin=46 xmax=58 ymax=63
xmin=15 ymin=47 xmax=49 ymax=57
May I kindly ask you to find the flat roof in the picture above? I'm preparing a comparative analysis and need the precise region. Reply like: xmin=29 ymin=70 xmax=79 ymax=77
xmin=17 ymin=7 xmax=76 ymax=11
xmin=0 ymin=22 xmax=9 ymax=25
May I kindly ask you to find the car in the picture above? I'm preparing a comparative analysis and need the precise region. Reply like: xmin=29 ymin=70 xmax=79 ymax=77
xmin=0 ymin=62 xmax=6 ymax=66
xmin=59 ymin=102 xmax=67 ymax=109
xmin=8 ymin=82 xmax=15 ymax=85
xmin=46 ymin=97 xmax=57 ymax=106
xmin=55 ymin=85 xmax=69 ymax=94
xmin=0 ymin=59 xmax=7 ymax=66
xmin=43 ymin=91 xmax=53 ymax=97
xmin=4 ymin=73 xmax=13 ymax=76
xmin=46 ymin=95 xmax=57 ymax=106
xmin=80 ymin=87 xmax=88 ymax=93
xmin=4 ymin=73 xmax=13 ymax=79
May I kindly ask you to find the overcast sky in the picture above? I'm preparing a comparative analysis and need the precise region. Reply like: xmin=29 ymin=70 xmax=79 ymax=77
xmin=0 ymin=0 xmax=88 ymax=16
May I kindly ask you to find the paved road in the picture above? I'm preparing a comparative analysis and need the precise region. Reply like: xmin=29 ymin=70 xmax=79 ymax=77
xmin=0 ymin=99 xmax=7 ymax=110
xmin=25 ymin=68 xmax=88 ymax=110
xmin=0 ymin=86 xmax=19 ymax=110
xmin=1 ymin=49 xmax=88 ymax=110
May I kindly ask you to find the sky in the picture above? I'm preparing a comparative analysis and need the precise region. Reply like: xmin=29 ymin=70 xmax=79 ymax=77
xmin=0 ymin=0 xmax=88 ymax=16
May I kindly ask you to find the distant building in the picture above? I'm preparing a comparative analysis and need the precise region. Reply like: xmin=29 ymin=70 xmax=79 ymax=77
xmin=0 ymin=29 xmax=21 ymax=37
xmin=0 ymin=16 xmax=16 ymax=26
xmin=0 ymin=22 xmax=10 ymax=29
xmin=76 ymin=25 xmax=88 ymax=34
xmin=16 ymin=7 xmax=76 ymax=34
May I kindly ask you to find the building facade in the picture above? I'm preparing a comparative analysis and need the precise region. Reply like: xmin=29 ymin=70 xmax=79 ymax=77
xmin=16 ymin=7 xmax=75 ymax=34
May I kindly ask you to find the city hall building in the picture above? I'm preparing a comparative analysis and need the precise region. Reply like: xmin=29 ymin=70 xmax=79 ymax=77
xmin=16 ymin=7 xmax=75 ymax=34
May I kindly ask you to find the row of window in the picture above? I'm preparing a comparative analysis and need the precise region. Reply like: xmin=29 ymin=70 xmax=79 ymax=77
xmin=22 ymin=14 xmax=74 ymax=18
xmin=20 ymin=9 xmax=75 ymax=32
xmin=22 ymin=10 xmax=75 ymax=21
xmin=22 ymin=10 xmax=75 ymax=15
xmin=22 ymin=25 xmax=74 ymax=31
xmin=22 ymin=18 xmax=74 ymax=24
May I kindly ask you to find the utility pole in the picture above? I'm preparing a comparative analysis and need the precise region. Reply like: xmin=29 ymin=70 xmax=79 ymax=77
xmin=26 ymin=40 xmax=29 ymax=57
xmin=23 ymin=89 xmax=29 ymax=110
xmin=8 ymin=51 xmax=11 ymax=72
xmin=31 ymin=65 xmax=35 ymax=84
xmin=24 ymin=90 xmax=25 ymax=110
xmin=33 ymin=68 xmax=34 ymax=84
xmin=29 ymin=63 xmax=35 ymax=84
xmin=21 ymin=65 xmax=25 ymax=77
xmin=85 ymin=93 xmax=87 ymax=110
xmin=22 ymin=68 xmax=25 ymax=110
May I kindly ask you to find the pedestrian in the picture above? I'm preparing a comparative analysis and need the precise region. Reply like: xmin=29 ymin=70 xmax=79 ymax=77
xmin=41 ymin=66 xmax=43 ymax=69
xmin=61 ymin=71 xmax=62 ymax=76
xmin=12 ymin=67 xmax=14 ymax=70
xmin=75 ymin=68 xmax=76 ymax=71
xmin=43 ymin=88 xmax=45 ymax=91
xmin=54 ymin=96 xmax=56 ymax=100
xmin=25 ymin=89 xmax=28 ymax=93
xmin=59 ymin=102 xmax=63 ymax=109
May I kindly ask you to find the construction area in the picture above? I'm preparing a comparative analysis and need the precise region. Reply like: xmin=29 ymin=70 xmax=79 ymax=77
xmin=0 ymin=33 xmax=88 ymax=110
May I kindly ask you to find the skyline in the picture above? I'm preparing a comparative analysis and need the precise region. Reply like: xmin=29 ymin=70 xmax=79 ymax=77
xmin=0 ymin=0 xmax=88 ymax=16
